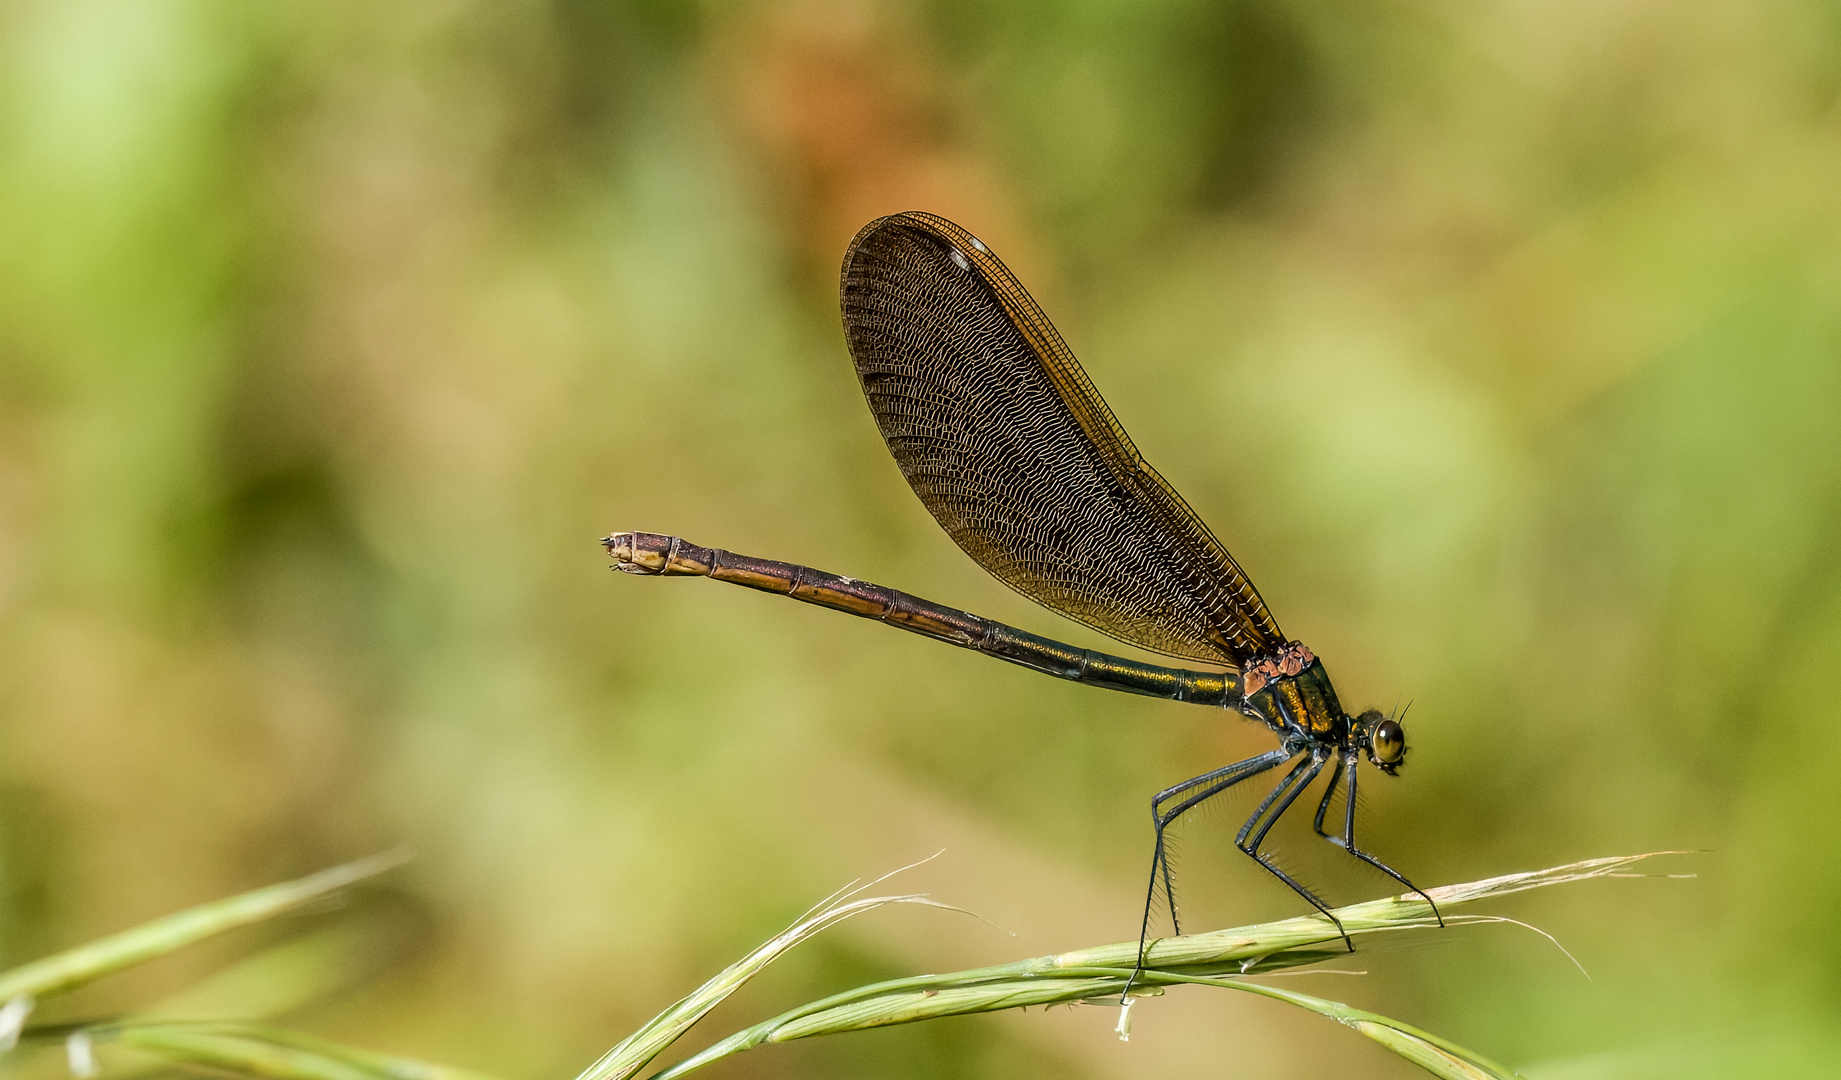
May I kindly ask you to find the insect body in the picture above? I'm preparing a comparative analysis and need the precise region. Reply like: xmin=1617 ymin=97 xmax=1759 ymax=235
xmin=605 ymin=212 xmax=1437 ymax=982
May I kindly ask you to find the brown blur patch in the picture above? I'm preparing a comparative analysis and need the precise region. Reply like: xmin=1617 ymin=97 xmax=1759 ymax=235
xmin=712 ymin=0 xmax=1041 ymax=285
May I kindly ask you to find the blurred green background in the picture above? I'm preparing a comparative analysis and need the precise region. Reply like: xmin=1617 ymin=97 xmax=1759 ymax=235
xmin=3 ymin=1 xmax=1840 ymax=1077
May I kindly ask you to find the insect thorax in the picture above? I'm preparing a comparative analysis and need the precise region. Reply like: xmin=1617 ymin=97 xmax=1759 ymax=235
xmin=1241 ymin=643 xmax=1348 ymax=742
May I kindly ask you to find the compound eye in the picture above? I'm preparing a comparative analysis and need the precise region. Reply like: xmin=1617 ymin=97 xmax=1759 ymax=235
xmin=1372 ymin=719 xmax=1405 ymax=765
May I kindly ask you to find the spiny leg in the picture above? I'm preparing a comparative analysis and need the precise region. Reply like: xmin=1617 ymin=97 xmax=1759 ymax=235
xmin=1128 ymin=748 xmax=1292 ymax=1000
xmin=1236 ymin=751 xmax=1350 ymax=948
xmin=1145 ymin=750 xmax=1292 ymax=938
xmin=1338 ymin=752 xmax=1443 ymax=926
xmin=1142 ymin=751 xmax=1293 ymax=949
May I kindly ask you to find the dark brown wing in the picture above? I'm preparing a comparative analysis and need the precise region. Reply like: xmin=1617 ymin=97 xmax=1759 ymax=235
xmin=839 ymin=211 xmax=1284 ymax=666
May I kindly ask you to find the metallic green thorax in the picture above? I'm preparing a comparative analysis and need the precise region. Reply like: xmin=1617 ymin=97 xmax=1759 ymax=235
xmin=1243 ymin=658 xmax=1350 ymax=742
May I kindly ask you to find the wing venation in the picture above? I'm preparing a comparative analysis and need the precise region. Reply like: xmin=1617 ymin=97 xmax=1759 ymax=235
xmin=839 ymin=211 xmax=1284 ymax=665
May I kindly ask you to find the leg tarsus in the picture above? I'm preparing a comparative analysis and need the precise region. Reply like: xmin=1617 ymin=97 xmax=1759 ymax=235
xmin=1340 ymin=752 xmax=1444 ymax=927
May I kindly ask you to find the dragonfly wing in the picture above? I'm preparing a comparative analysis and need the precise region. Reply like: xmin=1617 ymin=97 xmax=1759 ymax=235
xmin=840 ymin=212 xmax=1285 ymax=666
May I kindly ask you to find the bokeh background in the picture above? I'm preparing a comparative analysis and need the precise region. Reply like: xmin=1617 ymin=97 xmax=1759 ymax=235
xmin=3 ymin=1 xmax=1841 ymax=1077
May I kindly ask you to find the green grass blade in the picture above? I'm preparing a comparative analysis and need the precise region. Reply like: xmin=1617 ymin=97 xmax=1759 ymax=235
xmin=1099 ymin=972 xmax=1522 ymax=1080
xmin=112 ymin=1026 xmax=380 ymax=1080
xmin=638 ymin=853 xmax=1677 ymax=1080
xmin=0 ymin=852 xmax=409 ymax=1005
xmin=102 ymin=1023 xmax=503 ymax=1080
xmin=137 ymin=920 xmax=410 ymax=1022
xmin=7 ymin=921 xmax=434 ymax=1080
xmin=573 ymin=892 xmax=954 ymax=1080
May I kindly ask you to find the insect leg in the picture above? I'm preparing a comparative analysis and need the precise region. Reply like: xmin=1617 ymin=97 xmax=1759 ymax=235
xmin=1339 ymin=752 xmax=1443 ymax=926
xmin=1128 ymin=747 xmax=1292 ymax=1001
xmin=1236 ymin=750 xmax=1348 ymax=948
xmin=1311 ymin=751 xmax=1346 ymax=839
xmin=1144 ymin=750 xmax=1291 ymax=934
